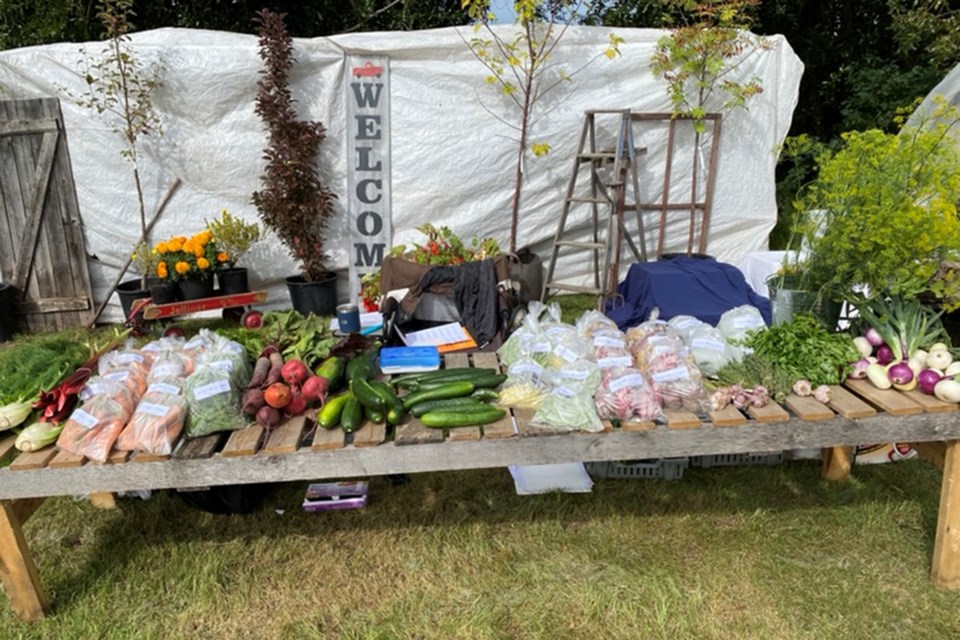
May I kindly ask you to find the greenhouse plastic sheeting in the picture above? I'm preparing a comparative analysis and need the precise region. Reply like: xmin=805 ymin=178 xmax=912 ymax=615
xmin=0 ymin=26 xmax=803 ymax=322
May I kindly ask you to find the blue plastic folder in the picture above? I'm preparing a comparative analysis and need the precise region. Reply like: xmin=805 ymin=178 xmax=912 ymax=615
xmin=379 ymin=346 xmax=441 ymax=374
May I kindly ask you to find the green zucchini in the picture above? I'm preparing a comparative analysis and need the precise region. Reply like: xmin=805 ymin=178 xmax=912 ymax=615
xmin=317 ymin=391 xmax=351 ymax=429
xmin=351 ymin=377 xmax=385 ymax=412
xmin=340 ymin=395 xmax=363 ymax=433
xmin=420 ymin=407 xmax=506 ymax=428
xmin=346 ymin=349 xmax=377 ymax=382
xmin=409 ymin=397 xmax=491 ymax=418
xmin=365 ymin=406 xmax=385 ymax=424
xmin=401 ymin=381 xmax=476 ymax=409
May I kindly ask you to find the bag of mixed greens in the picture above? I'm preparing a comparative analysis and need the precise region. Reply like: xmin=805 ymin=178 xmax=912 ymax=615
xmin=183 ymin=364 xmax=247 ymax=438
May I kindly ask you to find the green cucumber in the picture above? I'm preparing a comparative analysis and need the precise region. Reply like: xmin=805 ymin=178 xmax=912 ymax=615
xmin=346 ymin=348 xmax=378 ymax=382
xmin=317 ymin=391 xmax=351 ymax=429
xmin=368 ymin=380 xmax=406 ymax=425
xmin=409 ymin=397 xmax=491 ymax=418
xmin=340 ymin=395 xmax=363 ymax=433
xmin=392 ymin=367 xmax=500 ymax=388
xmin=420 ymin=407 xmax=507 ymax=428
xmin=401 ymin=381 xmax=476 ymax=409
xmin=365 ymin=406 xmax=385 ymax=424
xmin=386 ymin=406 xmax=406 ymax=426
xmin=315 ymin=356 xmax=346 ymax=391
xmin=470 ymin=388 xmax=500 ymax=401
xmin=351 ymin=377 xmax=385 ymax=412
xmin=414 ymin=374 xmax=506 ymax=391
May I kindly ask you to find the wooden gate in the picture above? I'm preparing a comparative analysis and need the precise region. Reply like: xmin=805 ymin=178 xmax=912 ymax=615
xmin=0 ymin=98 xmax=93 ymax=332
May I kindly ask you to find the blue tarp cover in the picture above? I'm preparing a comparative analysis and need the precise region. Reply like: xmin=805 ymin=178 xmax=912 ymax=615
xmin=605 ymin=257 xmax=772 ymax=330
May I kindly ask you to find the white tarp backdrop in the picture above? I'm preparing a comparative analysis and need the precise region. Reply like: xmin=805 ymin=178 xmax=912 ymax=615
xmin=0 ymin=25 xmax=803 ymax=322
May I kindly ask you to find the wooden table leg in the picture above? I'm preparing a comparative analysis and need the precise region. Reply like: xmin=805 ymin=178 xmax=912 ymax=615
xmin=820 ymin=446 xmax=853 ymax=481
xmin=0 ymin=499 xmax=49 ymax=621
xmin=89 ymin=492 xmax=116 ymax=510
xmin=932 ymin=440 xmax=960 ymax=589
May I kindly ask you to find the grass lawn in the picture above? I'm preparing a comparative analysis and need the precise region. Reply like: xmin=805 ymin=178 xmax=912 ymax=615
xmin=2 ymin=458 xmax=959 ymax=639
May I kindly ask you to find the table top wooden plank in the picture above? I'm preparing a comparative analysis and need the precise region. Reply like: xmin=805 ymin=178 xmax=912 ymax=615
xmin=310 ymin=426 xmax=346 ymax=451
xmin=747 ymin=402 xmax=791 ymax=423
xmin=221 ymin=424 xmax=264 ymax=457
xmin=0 ymin=435 xmax=18 ymax=462
xmin=845 ymin=379 xmax=923 ymax=416
xmin=903 ymin=390 xmax=958 ymax=414
xmin=444 ymin=353 xmax=470 ymax=368
xmin=352 ymin=420 xmax=387 ymax=448
xmin=708 ymin=405 xmax=747 ymax=427
xmin=620 ymin=419 xmax=656 ymax=431
xmin=394 ymin=418 xmax=445 ymax=446
xmin=106 ymin=449 xmax=130 ymax=465
xmin=783 ymin=394 xmax=835 ymax=421
xmin=132 ymin=452 xmax=169 ymax=464
xmin=175 ymin=433 xmax=224 ymax=460
xmin=261 ymin=416 xmax=306 ymax=455
xmin=827 ymin=385 xmax=877 ymax=419
xmin=9 ymin=448 xmax=57 ymax=471
xmin=448 ymin=425 xmax=482 ymax=442
xmin=663 ymin=409 xmax=700 ymax=429
xmin=482 ymin=407 xmax=517 ymax=439
xmin=470 ymin=351 xmax=501 ymax=372
xmin=48 ymin=449 xmax=85 ymax=469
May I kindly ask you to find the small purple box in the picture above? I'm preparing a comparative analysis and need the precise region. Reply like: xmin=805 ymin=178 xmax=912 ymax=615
xmin=302 ymin=481 xmax=368 ymax=512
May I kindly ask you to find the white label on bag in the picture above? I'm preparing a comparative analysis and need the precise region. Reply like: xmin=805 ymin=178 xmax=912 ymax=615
xmin=209 ymin=359 xmax=234 ymax=372
xmin=193 ymin=380 xmax=231 ymax=400
xmin=646 ymin=335 xmax=667 ymax=345
xmin=82 ymin=382 xmax=108 ymax=399
xmin=691 ymin=338 xmax=727 ymax=353
xmin=672 ymin=318 xmax=700 ymax=330
xmin=510 ymin=362 xmax=544 ymax=377
xmin=117 ymin=353 xmax=144 ymax=364
xmin=184 ymin=338 xmax=206 ymax=350
xmin=558 ymin=369 xmax=589 ymax=381
xmin=651 ymin=344 xmax=675 ymax=358
xmin=609 ymin=373 xmax=646 ymax=393
xmin=733 ymin=316 xmax=765 ymax=330
xmin=598 ymin=356 xmax=632 ymax=369
xmin=104 ymin=370 xmax=130 ymax=382
xmin=532 ymin=341 xmax=551 ymax=353
xmin=71 ymin=409 xmax=99 ymax=429
xmin=148 ymin=383 xmax=181 ymax=396
xmin=555 ymin=345 xmax=579 ymax=363
xmin=152 ymin=364 xmax=181 ymax=379
xmin=137 ymin=402 xmax=170 ymax=418
xmin=141 ymin=343 xmax=164 ymax=352
xmin=552 ymin=385 xmax=576 ymax=398
xmin=545 ymin=326 xmax=569 ymax=338
xmin=651 ymin=366 xmax=690 ymax=383
xmin=594 ymin=335 xmax=625 ymax=348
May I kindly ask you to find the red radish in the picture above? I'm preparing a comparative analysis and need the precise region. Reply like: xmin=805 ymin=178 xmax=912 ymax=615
xmin=301 ymin=375 xmax=328 ymax=402
xmin=241 ymin=309 xmax=264 ymax=329
xmin=286 ymin=392 xmax=307 ymax=416
xmin=281 ymin=359 xmax=310 ymax=386
xmin=264 ymin=382 xmax=292 ymax=409
xmin=163 ymin=325 xmax=185 ymax=338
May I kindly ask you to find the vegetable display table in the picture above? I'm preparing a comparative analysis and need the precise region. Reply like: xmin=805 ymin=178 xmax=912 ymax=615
xmin=2 ymin=352 xmax=960 ymax=621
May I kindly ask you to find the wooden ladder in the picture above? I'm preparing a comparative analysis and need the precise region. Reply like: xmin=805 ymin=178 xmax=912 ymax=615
xmin=540 ymin=109 xmax=646 ymax=308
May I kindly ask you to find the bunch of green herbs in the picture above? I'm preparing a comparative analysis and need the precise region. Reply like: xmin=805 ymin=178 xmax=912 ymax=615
xmin=0 ymin=335 xmax=90 ymax=404
xmin=712 ymin=353 xmax=797 ymax=401
xmin=739 ymin=315 xmax=859 ymax=386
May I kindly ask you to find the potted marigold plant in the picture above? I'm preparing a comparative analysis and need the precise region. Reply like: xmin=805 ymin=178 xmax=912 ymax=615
xmin=206 ymin=208 xmax=261 ymax=295
xmin=153 ymin=230 xmax=225 ymax=301
xmin=252 ymin=9 xmax=338 ymax=316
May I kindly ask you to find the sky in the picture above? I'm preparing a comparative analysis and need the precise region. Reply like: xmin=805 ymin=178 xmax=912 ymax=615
xmin=490 ymin=0 xmax=517 ymax=23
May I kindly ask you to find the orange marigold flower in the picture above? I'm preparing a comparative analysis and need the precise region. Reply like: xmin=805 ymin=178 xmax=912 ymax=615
xmin=175 ymin=261 xmax=190 ymax=275
xmin=155 ymin=241 xmax=168 ymax=254
xmin=156 ymin=261 xmax=168 ymax=278
xmin=168 ymin=240 xmax=183 ymax=252
xmin=217 ymin=252 xmax=229 ymax=263
xmin=176 ymin=236 xmax=187 ymax=243
xmin=193 ymin=246 xmax=204 ymax=258
xmin=197 ymin=257 xmax=210 ymax=270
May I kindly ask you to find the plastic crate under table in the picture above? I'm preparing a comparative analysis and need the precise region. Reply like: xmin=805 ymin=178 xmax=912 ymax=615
xmin=585 ymin=457 xmax=689 ymax=481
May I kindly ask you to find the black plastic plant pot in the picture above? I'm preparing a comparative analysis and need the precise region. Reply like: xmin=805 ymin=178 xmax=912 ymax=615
xmin=116 ymin=279 xmax=150 ymax=322
xmin=286 ymin=272 xmax=338 ymax=317
xmin=218 ymin=267 xmax=250 ymax=296
xmin=0 ymin=282 xmax=17 ymax=341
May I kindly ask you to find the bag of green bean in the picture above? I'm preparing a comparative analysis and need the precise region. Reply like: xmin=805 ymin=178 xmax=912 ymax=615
xmin=183 ymin=363 xmax=247 ymax=438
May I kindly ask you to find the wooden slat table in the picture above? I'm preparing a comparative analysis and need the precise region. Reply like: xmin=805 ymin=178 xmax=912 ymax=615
xmin=3 ymin=357 xmax=960 ymax=621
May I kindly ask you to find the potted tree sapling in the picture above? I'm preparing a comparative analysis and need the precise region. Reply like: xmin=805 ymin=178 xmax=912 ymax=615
xmin=206 ymin=208 xmax=261 ymax=295
xmin=252 ymin=8 xmax=339 ymax=316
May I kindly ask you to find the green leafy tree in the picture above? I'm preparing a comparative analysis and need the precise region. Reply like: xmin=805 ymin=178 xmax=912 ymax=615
xmin=73 ymin=0 xmax=163 ymax=286
xmin=461 ymin=0 xmax=623 ymax=253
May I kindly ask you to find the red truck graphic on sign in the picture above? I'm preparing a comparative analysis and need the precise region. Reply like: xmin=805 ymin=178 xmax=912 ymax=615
xmin=352 ymin=61 xmax=382 ymax=78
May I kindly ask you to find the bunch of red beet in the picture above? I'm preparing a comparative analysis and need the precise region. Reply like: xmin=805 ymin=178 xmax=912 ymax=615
xmin=241 ymin=346 xmax=328 ymax=429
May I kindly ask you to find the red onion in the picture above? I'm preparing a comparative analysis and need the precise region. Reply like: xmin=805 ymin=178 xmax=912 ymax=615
xmin=917 ymin=368 xmax=943 ymax=395
xmin=848 ymin=358 xmax=870 ymax=379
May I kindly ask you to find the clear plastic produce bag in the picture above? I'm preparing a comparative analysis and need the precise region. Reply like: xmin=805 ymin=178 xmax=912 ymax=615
xmin=531 ymin=385 xmax=603 ymax=433
xmin=595 ymin=367 xmax=662 ymax=422
xmin=116 ymin=388 xmax=188 ymax=455
xmin=184 ymin=363 xmax=247 ymax=438
xmin=499 ymin=358 xmax=549 ymax=410
xmin=56 ymin=387 xmax=135 ymax=463
xmin=717 ymin=305 xmax=767 ymax=361
xmin=686 ymin=324 xmax=733 ymax=378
